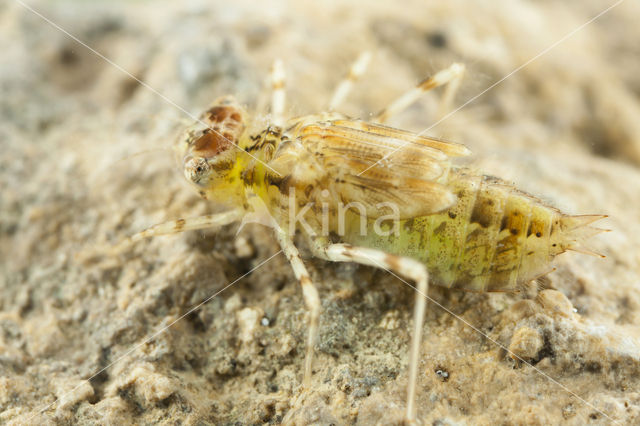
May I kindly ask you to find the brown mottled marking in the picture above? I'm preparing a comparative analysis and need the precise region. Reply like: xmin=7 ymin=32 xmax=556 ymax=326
xmin=403 ymin=218 xmax=415 ymax=233
xmin=465 ymin=227 xmax=483 ymax=242
xmin=500 ymin=215 xmax=508 ymax=232
xmin=192 ymin=132 xmax=231 ymax=158
xmin=527 ymin=219 xmax=545 ymax=238
xmin=198 ymin=103 xmax=246 ymax=148
xmin=241 ymin=167 xmax=254 ymax=185
xmin=272 ymin=80 xmax=285 ymax=90
xmin=433 ymin=222 xmax=447 ymax=235
xmin=470 ymin=199 xmax=493 ymax=228
xmin=304 ymin=185 xmax=314 ymax=198
xmin=175 ymin=218 xmax=186 ymax=231
xmin=503 ymin=209 xmax=526 ymax=235
xmin=277 ymin=175 xmax=293 ymax=196
xmin=210 ymin=160 xmax=234 ymax=172
xmin=205 ymin=105 xmax=231 ymax=122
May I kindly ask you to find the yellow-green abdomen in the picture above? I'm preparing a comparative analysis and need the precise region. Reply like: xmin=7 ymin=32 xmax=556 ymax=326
xmin=342 ymin=169 xmax=583 ymax=292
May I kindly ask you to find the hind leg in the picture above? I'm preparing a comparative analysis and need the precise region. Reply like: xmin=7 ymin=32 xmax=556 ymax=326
xmin=328 ymin=51 xmax=372 ymax=111
xmin=253 ymin=59 xmax=286 ymax=128
xmin=308 ymin=239 xmax=429 ymax=422
xmin=375 ymin=63 xmax=465 ymax=123
xmin=270 ymin=59 xmax=286 ymax=127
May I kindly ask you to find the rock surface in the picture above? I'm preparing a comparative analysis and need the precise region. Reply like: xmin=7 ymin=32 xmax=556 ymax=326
xmin=1 ymin=0 xmax=639 ymax=424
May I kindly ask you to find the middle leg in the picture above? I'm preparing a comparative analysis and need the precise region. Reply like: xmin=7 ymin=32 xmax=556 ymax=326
xmin=273 ymin=227 xmax=321 ymax=389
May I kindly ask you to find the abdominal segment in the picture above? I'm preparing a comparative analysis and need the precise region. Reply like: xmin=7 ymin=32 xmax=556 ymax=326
xmin=341 ymin=170 xmax=560 ymax=292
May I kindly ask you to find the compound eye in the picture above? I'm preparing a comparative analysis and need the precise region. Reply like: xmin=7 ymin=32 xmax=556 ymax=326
xmin=184 ymin=157 xmax=210 ymax=185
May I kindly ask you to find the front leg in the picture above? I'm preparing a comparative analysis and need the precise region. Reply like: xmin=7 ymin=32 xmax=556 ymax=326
xmin=111 ymin=209 xmax=244 ymax=254
xmin=308 ymin=238 xmax=429 ymax=423
xmin=273 ymin=228 xmax=321 ymax=388
xmin=78 ymin=209 xmax=244 ymax=265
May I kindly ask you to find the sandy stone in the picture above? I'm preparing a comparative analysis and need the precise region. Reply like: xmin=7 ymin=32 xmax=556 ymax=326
xmin=2 ymin=0 xmax=640 ymax=424
xmin=106 ymin=363 xmax=176 ymax=403
xmin=538 ymin=289 xmax=577 ymax=319
xmin=92 ymin=396 xmax=131 ymax=423
xmin=56 ymin=380 xmax=94 ymax=412
xmin=236 ymin=306 xmax=262 ymax=343
xmin=378 ymin=309 xmax=401 ymax=330
xmin=234 ymin=235 xmax=255 ymax=258
xmin=509 ymin=326 xmax=544 ymax=362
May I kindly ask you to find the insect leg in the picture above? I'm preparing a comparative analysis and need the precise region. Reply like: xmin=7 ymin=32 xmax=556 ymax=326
xmin=270 ymin=59 xmax=286 ymax=127
xmin=254 ymin=74 xmax=273 ymax=117
xmin=308 ymin=240 xmax=428 ymax=422
xmin=273 ymin=228 xmax=321 ymax=388
xmin=328 ymin=51 xmax=372 ymax=111
xmin=374 ymin=62 xmax=465 ymax=124
xmin=110 ymin=209 xmax=243 ymax=255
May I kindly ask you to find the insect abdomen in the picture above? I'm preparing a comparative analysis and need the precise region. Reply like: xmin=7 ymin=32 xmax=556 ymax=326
xmin=423 ymin=171 xmax=604 ymax=292
xmin=419 ymin=171 xmax=559 ymax=291
xmin=343 ymin=169 xmax=604 ymax=292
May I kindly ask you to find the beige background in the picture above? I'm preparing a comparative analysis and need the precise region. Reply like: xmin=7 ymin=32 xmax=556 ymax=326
xmin=1 ymin=0 xmax=639 ymax=424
